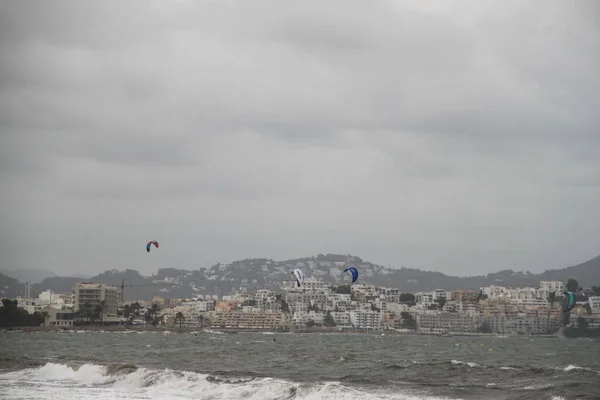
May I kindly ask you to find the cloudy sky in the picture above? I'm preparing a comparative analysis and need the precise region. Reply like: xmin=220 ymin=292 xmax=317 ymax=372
xmin=1 ymin=0 xmax=599 ymax=277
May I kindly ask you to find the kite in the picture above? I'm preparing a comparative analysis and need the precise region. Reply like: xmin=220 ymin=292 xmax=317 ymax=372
xmin=563 ymin=291 xmax=583 ymax=313
xmin=292 ymin=269 xmax=305 ymax=287
xmin=146 ymin=241 xmax=159 ymax=253
xmin=344 ymin=266 xmax=359 ymax=283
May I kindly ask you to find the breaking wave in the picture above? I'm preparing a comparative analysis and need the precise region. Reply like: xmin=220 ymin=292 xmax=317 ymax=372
xmin=0 ymin=362 xmax=460 ymax=400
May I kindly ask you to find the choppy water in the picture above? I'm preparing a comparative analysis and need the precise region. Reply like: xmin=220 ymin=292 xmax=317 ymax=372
xmin=0 ymin=330 xmax=598 ymax=400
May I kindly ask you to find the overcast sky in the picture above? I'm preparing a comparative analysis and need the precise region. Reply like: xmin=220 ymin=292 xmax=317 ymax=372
xmin=1 ymin=0 xmax=599 ymax=278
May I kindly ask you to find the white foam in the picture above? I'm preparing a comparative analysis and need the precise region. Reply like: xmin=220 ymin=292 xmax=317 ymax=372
xmin=0 ymin=363 xmax=464 ymax=400
xmin=563 ymin=364 xmax=598 ymax=374
xmin=450 ymin=360 xmax=481 ymax=368
xmin=1 ymin=363 xmax=112 ymax=386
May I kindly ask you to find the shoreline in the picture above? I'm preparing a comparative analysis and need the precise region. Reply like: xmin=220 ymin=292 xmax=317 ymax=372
xmin=1 ymin=325 xmax=560 ymax=338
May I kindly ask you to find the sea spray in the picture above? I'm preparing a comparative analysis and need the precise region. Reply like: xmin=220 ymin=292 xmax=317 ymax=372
xmin=1 ymin=363 xmax=462 ymax=400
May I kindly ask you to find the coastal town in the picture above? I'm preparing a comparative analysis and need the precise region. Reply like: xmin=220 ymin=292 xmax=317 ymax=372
xmin=4 ymin=276 xmax=600 ymax=336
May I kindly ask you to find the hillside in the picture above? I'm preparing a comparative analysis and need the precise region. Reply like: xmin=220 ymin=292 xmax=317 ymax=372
xmin=2 ymin=254 xmax=599 ymax=301
xmin=0 ymin=268 xmax=58 ymax=284
xmin=0 ymin=273 xmax=25 ymax=298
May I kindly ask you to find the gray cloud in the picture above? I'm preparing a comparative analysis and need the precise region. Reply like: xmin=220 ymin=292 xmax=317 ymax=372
xmin=1 ymin=0 xmax=599 ymax=277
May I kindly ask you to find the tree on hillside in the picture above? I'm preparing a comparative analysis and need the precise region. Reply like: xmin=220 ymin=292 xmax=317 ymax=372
xmin=324 ymin=311 xmax=336 ymax=327
xmin=566 ymin=278 xmax=579 ymax=292
xmin=592 ymin=286 xmax=600 ymax=296
xmin=145 ymin=303 xmax=162 ymax=327
xmin=436 ymin=296 xmax=447 ymax=310
xmin=400 ymin=312 xmax=416 ymax=330
xmin=399 ymin=293 xmax=416 ymax=304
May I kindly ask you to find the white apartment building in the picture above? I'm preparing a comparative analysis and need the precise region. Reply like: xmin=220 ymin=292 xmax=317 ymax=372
xmin=302 ymin=277 xmax=328 ymax=291
xmin=285 ymin=291 xmax=327 ymax=313
xmin=181 ymin=299 xmax=215 ymax=312
xmin=517 ymin=298 xmax=549 ymax=308
xmin=74 ymin=282 xmax=120 ymax=317
xmin=325 ymin=293 xmax=352 ymax=312
xmin=372 ymin=298 xmax=387 ymax=312
xmin=481 ymin=286 xmax=551 ymax=302
xmin=539 ymin=281 xmax=564 ymax=293
xmin=415 ymin=292 xmax=434 ymax=306
xmin=351 ymin=284 xmax=378 ymax=298
xmin=281 ymin=277 xmax=328 ymax=293
xmin=15 ymin=297 xmax=38 ymax=314
xmin=37 ymin=290 xmax=72 ymax=309
xmin=330 ymin=311 xmax=352 ymax=329
xmin=417 ymin=311 xmax=479 ymax=334
xmin=209 ymin=311 xmax=285 ymax=330
xmin=483 ymin=315 xmax=561 ymax=335
xmin=588 ymin=296 xmax=600 ymax=313
xmin=386 ymin=303 xmax=409 ymax=315
xmin=163 ymin=304 xmax=206 ymax=326
xmin=255 ymin=290 xmax=280 ymax=312
xmin=291 ymin=310 xmax=325 ymax=327
xmin=349 ymin=310 xmax=382 ymax=330
xmin=376 ymin=287 xmax=400 ymax=303
xmin=432 ymin=289 xmax=452 ymax=302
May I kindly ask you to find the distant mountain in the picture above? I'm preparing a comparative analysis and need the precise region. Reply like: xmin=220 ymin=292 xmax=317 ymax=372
xmin=0 ymin=268 xmax=58 ymax=284
xmin=68 ymin=273 xmax=92 ymax=279
xmin=3 ymin=253 xmax=600 ymax=301
xmin=0 ymin=273 xmax=25 ymax=298
xmin=31 ymin=277 xmax=83 ymax=297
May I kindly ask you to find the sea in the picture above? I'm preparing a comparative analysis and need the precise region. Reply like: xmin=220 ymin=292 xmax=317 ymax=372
xmin=0 ymin=330 xmax=598 ymax=400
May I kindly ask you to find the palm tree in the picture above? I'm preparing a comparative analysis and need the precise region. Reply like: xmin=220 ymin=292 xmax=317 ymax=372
xmin=175 ymin=312 xmax=185 ymax=330
xmin=99 ymin=300 xmax=107 ymax=326
xmin=93 ymin=305 xmax=102 ymax=325
xmin=117 ymin=308 xmax=124 ymax=325
xmin=82 ymin=302 xmax=93 ymax=325
xmin=148 ymin=303 xmax=160 ymax=327
xmin=131 ymin=302 xmax=141 ymax=323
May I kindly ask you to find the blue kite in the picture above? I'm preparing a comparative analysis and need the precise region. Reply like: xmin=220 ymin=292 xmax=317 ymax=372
xmin=344 ymin=266 xmax=359 ymax=283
